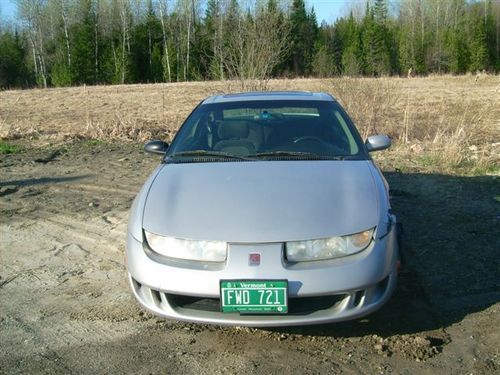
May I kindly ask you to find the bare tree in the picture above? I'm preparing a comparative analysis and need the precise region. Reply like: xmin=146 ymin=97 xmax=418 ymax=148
xmin=168 ymin=0 xmax=201 ymax=81
xmin=175 ymin=0 xmax=199 ymax=81
xmin=206 ymin=0 xmax=225 ymax=80
xmin=158 ymin=0 xmax=172 ymax=82
xmin=93 ymin=0 xmax=99 ymax=80
xmin=223 ymin=2 xmax=290 ymax=90
xmin=101 ymin=0 xmax=131 ymax=83
xmin=183 ymin=0 xmax=192 ymax=81
xmin=118 ymin=0 xmax=130 ymax=83
xmin=18 ymin=0 xmax=49 ymax=87
xmin=51 ymin=0 xmax=72 ymax=68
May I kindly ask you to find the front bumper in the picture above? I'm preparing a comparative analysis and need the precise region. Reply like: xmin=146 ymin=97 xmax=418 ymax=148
xmin=126 ymin=226 xmax=398 ymax=327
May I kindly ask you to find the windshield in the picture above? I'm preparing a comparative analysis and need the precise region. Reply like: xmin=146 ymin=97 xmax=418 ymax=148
xmin=166 ymin=100 xmax=367 ymax=162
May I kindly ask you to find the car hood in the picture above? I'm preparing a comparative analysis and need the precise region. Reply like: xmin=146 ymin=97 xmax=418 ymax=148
xmin=143 ymin=160 xmax=380 ymax=243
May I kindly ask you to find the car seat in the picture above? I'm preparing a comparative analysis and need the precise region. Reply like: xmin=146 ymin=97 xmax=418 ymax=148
xmin=213 ymin=121 xmax=256 ymax=155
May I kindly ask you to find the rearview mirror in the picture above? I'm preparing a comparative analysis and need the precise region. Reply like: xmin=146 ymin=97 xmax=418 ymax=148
xmin=144 ymin=140 xmax=169 ymax=155
xmin=365 ymin=135 xmax=391 ymax=152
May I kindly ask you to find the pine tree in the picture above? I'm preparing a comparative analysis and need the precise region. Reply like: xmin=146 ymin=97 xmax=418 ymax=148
xmin=374 ymin=0 xmax=388 ymax=22
xmin=398 ymin=24 xmax=413 ymax=73
xmin=306 ymin=6 xmax=319 ymax=74
xmin=289 ymin=0 xmax=308 ymax=75
xmin=341 ymin=12 xmax=364 ymax=76
xmin=363 ymin=0 xmax=392 ymax=76
xmin=312 ymin=22 xmax=339 ymax=77
xmin=398 ymin=0 xmax=427 ymax=75
xmin=70 ymin=0 xmax=96 ymax=84
xmin=130 ymin=1 xmax=162 ymax=83
xmin=0 ymin=30 xmax=32 ymax=88
xmin=469 ymin=6 xmax=489 ymax=71
xmin=448 ymin=28 xmax=469 ymax=74
xmin=485 ymin=0 xmax=497 ymax=71
xmin=151 ymin=43 xmax=163 ymax=82
xmin=268 ymin=0 xmax=289 ymax=77
xmin=225 ymin=0 xmax=240 ymax=36
xmin=361 ymin=4 xmax=376 ymax=75
xmin=203 ymin=0 xmax=224 ymax=79
xmin=330 ymin=21 xmax=344 ymax=74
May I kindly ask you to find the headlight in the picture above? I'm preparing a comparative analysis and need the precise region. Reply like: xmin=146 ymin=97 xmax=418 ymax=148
xmin=286 ymin=228 xmax=375 ymax=262
xmin=144 ymin=231 xmax=227 ymax=262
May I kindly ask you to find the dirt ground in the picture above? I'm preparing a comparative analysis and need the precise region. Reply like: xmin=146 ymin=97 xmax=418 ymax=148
xmin=1 ymin=140 xmax=498 ymax=374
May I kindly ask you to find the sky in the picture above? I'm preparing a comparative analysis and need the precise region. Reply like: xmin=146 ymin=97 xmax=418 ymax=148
xmin=0 ymin=0 xmax=15 ymax=20
xmin=0 ymin=0 xmax=351 ymax=24
xmin=306 ymin=0 xmax=351 ymax=24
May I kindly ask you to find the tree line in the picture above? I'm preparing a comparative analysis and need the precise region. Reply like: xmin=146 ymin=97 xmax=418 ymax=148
xmin=0 ymin=0 xmax=499 ymax=89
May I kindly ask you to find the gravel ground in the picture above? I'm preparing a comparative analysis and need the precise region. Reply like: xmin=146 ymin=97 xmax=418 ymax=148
xmin=1 ymin=141 xmax=499 ymax=374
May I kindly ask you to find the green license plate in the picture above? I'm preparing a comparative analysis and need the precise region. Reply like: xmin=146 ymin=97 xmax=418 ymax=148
xmin=220 ymin=280 xmax=288 ymax=314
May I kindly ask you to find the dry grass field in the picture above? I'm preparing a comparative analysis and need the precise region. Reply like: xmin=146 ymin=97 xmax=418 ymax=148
xmin=1 ymin=75 xmax=499 ymax=173
xmin=1 ymin=76 xmax=499 ymax=373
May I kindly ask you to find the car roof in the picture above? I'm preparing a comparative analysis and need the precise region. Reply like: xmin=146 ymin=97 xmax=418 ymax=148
xmin=202 ymin=91 xmax=335 ymax=104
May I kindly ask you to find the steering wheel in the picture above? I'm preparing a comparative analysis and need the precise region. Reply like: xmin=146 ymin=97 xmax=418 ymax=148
xmin=293 ymin=136 xmax=324 ymax=144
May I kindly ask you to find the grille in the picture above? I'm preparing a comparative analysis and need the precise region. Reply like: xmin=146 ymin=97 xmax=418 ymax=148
xmin=166 ymin=293 xmax=346 ymax=315
xmin=167 ymin=294 xmax=220 ymax=312
xmin=288 ymin=295 xmax=345 ymax=314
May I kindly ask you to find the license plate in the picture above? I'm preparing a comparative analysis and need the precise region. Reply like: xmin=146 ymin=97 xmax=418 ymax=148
xmin=220 ymin=280 xmax=288 ymax=314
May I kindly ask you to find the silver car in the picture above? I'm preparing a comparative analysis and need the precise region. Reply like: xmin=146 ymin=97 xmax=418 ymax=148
xmin=126 ymin=91 xmax=399 ymax=327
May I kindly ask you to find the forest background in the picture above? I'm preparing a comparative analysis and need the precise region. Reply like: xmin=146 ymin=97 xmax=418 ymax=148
xmin=0 ymin=0 xmax=499 ymax=89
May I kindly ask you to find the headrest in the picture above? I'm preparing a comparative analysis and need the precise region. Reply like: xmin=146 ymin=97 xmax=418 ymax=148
xmin=217 ymin=121 xmax=249 ymax=139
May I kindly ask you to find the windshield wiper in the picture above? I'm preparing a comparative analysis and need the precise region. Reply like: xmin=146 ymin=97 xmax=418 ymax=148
xmin=245 ymin=151 xmax=346 ymax=160
xmin=167 ymin=150 xmax=252 ymax=161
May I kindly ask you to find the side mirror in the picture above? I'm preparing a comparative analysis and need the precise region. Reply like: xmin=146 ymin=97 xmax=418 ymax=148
xmin=365 ymin=134 xmax=391 ymax=152
xmin=144 ymin=140 xmax=169 ymax=155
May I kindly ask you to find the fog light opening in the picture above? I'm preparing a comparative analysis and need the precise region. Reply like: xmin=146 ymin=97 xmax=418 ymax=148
xmin=353 ymin=290 xmax=364 ymax=307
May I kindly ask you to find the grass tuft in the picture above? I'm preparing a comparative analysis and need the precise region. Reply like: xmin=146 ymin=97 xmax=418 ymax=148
xmin=0 ymin=140 xmax=22 ymax=154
